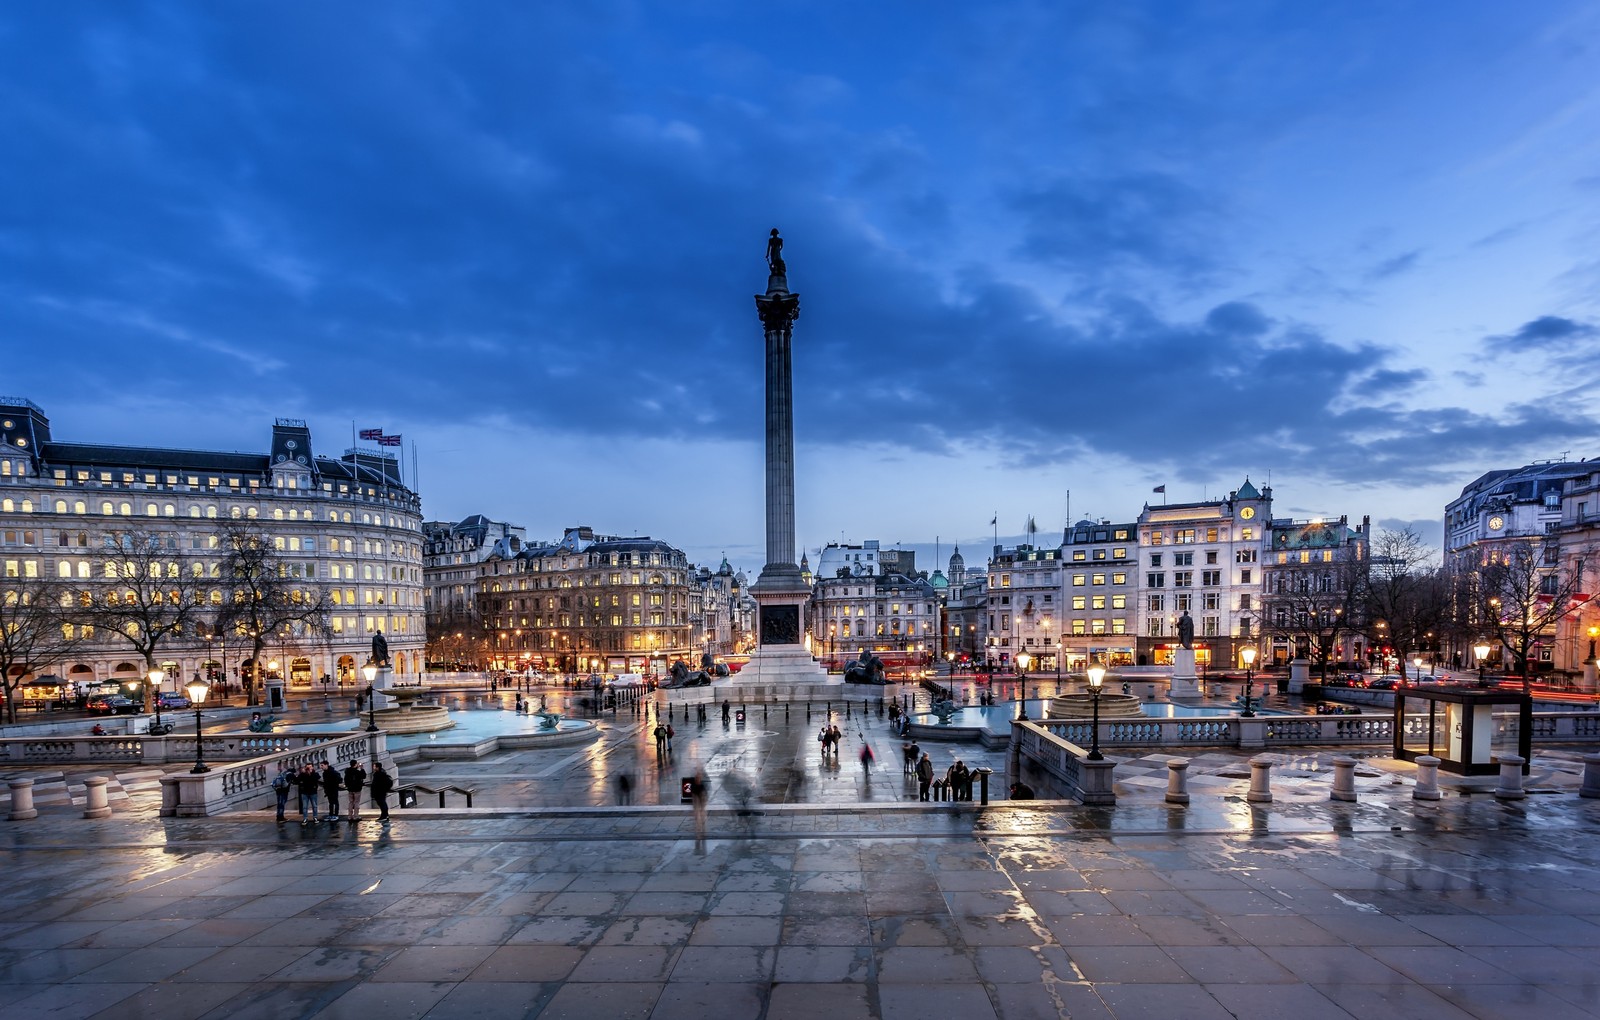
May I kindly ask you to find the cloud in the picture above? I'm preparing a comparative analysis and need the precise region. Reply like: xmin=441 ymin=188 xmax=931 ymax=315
xmin=1484 ymin=315 xmax=1599 ymax=354
xmin=1005 ymin=171 xmax=1223 ymax=284
xmin=1364 ymin=250 xmax=1421 ymax=281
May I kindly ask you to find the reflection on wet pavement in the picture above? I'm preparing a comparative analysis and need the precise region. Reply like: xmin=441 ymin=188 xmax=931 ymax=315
xmin=3 ymin=690 xmax=1600 ymax=1017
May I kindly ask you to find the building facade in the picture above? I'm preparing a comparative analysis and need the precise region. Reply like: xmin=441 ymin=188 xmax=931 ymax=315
xmin=1260 ymin=514 xmax=1371 ymax=667
xmin=1056 ymin=520 xmax=1138 ymax=670
xmin=478 ymin=527 xmax=692 ymax=675
xmin=810 ymin=570 xmax=939 ymax=668
xmin=1134 ymin=480 xmax=1272 ymax=668
xmin=0 ymin=397 xmax=426 ymax=693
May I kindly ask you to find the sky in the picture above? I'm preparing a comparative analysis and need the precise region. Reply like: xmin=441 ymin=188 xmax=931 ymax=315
xmin=5 ymin=2 xmax=1600 ymax=577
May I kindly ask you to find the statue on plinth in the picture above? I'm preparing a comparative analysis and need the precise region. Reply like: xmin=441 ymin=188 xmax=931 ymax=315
xmin=1177 ymin=612 xmax=1194 ymax=650
xmin=765 ymin=228 xmax=786 ymax=274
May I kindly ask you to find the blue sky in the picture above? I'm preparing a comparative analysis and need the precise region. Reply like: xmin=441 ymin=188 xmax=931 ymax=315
xmin=5 ymin=2 xmax=1599 ymax=574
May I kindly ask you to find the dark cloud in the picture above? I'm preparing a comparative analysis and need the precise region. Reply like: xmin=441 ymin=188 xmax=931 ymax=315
xmin=1005 ymin=172 xmax=1222 ymax=284
xmin=1205 ymin=301 xmax=1272 ymax=337
xmin=1357 ymin=368 xmax=1427 ymax=396
xmin=1484 ymin=315 xmax=1599 ymax=354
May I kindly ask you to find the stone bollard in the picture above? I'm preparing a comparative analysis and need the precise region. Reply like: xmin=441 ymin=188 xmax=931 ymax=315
xmin=1494 ymin=755 xmax=1526 ymax=800
xmin=1413 ymin=755 xmax=1442 ymax=801
xmin=83 ymin=776 xmax=113 ymax=819
xmin=1581 ymin=754 xmax=1600 ymax=799
xmin=1165 ymin=758 xmax=1191 ymax=805
xmin=1330 ymin=756 xmax=1358 ymax=802
xmin=8 ymin=779 xmax=38 ymax=821
xmin=1247 ymin=757 xmax=1274 ymax=803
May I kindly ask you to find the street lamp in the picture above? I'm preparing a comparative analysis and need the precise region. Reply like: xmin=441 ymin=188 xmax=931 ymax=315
xmin=362 ymin=657 xmax=380 ymax=732
xmin=1474 ymin=641 xmax=1492 ymax=685
xmin=1587 ymin=626 xmax=1599 ymax=665
xmin=147 ymin=667 xmax=166 ymax=729
xmin=1412 ymin=655 xmax=1423 ymax=683
xmin=1086 ymin=665 xmax=1105 ymax=761
xmin=184 ymin=676 xmax=211 ymax=774
xmin=1016 ymin=652 xmax=1032 ymax=719
xmin=1240 ymin=646 xmax=1257 ymax=718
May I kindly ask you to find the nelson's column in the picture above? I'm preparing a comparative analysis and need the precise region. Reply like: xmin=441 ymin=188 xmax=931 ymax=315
xmin=740 ymin=229 xmax=836 ymax=693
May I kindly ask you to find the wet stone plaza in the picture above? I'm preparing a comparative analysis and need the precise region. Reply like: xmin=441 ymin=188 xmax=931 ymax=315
xmin=4 ymin=696 xmax=1600 ymax=1019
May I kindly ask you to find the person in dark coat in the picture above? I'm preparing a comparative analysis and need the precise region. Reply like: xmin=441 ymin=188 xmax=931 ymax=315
xmin=296 ymin=764 xmax=321 ymax=824
xmin=370 ymin=762 xmax=394 ymax=821
xmin=342 ymin=760 xmax=367 ymax=821
xmin=320 ymin=761 xmax=343 ymax=820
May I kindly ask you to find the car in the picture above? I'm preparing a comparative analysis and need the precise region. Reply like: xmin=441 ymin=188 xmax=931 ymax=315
xmin=1368 ymin=677 xmax=1402 ymax=690
xmin=86 ymin=696 xmax=139 ymax=715
xmin=156 ymin=692 xmax=191 ymax=709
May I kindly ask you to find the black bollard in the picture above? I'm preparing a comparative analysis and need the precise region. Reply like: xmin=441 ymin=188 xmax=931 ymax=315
xmin=785 ymin=703 xmax=790 ymax=724
xmin=877 ymin=700 xmax=884 ymax=719
xmin=807 ymin=703 xmax=812 ymax=722
xmin=763 ymin=703 xmax=768 ymax=722
xmin=846 ymin=703 xmax=852 ymax=719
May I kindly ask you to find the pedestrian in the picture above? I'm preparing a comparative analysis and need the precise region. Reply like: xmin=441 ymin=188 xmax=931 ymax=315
xmin=616 ymin=772 xmax=633 ymax=805
xmin=342 ymin=759 xmax=366 ymax=821
xmin=297 ymin=764 xmax=321 ymax=825
xmin=665 ymin=722 xmax=674 ymax=752
xmin=653 ymin=722 xmax=667 ymax=754
xmin=320 ymin=760 xmax=343 ymax=821
xmin=721 ymin=699 xmax=731 ymax=723
xmin=272 ymin=762 xmax=293 ymax=822
xmin=829 ymin=724 xmax=842 ymax=757
xmin=370 ymin=761 xmax=394 ymax=821
xmin=916 ymin=752 xmax=934 ymax=801
xmin=859 ymin=741 xmax=875 ymax=774
xmin=689 ymin=768 xmax=709 ymax=854
xmin=902 ymin=741 xmax=916 ymax=774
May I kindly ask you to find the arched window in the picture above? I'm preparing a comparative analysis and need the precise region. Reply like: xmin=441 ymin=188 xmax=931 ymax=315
xmin=163 ymin=504 xmax=176 ymax=517
xmin=118 ymin=502 xmax=131 ymax=516
xmin=101 ymin=502 xmax=114 ymax=515
xmin=145 ymin=503 xmax=158 ymax=516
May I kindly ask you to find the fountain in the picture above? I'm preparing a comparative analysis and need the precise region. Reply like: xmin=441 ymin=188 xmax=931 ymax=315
xmin=1044 ymin=692 xmax=1145 ymax=720
xmin=370 ymin=683 xmax=455 ymax=734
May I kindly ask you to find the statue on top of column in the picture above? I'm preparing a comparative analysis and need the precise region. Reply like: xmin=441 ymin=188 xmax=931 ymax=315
xmin=765 ymin=228 xmax=786 ymax=274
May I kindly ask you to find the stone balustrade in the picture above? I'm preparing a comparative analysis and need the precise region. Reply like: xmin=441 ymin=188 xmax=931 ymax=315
xmin=159 ymin=731 xmax=390 ymax=818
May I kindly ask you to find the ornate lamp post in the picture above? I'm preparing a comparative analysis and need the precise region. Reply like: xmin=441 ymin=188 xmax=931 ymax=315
xmin=1474 ymin=641 xmax=1492 ymax=686
xmin=1412 ymin=655 xmax=1424 ymax=684
xmin=1240 ymin=646 xmax=1257 ymax=717
xmin=1015 ymin=652 xmax=1032 ymax=719
xmin=147 ymin=667 xmax=166 ymax=729
xmin=362 ymin=657 xmax=380 ymax=732
xmin=1586 ymin=626 xmax=1598 ymax=665
xmin=1086 ymin=664 xmax=1105 ymax=761
xmin=184 ymin=676 xmax=211 ymax=774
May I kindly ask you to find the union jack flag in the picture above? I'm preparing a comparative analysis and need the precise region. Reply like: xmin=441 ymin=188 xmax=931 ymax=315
xmin=358 ymin=428 xmax=383 ymax=440
xmin=377 ymin=434 xmax=402 ymax=447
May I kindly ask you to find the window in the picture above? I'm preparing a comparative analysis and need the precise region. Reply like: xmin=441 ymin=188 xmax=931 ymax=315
xmin=1206 ymin=528 xmax=1218 ymax=542
xmin=1092 ymin=574 xmax=1105 ymax=586
xmin=1239 ymin=594 xmax=1252 ymax=610
xmin=1093 ymin=550 xmax=1105 ymax=560
xmin=1091 ymin=596 xmax=1105 ymax=610
xmin=1176 ymin=529 xmax=1195 ymax=544
xmin=1113 ymin=547 xmax=1127 ymax=559
xmin=1112 ymin=572 xmax=1126 ymax=585
xmin=1072 ymin=574 xmax=1086 ymax=587
xmin=1072 ymin=596 xmax=1086 ymax=610
xmin=1202 ymin=616 xmax=1219 ymax=636
xmin=1201 ymin=570 xmax=1221 ymax=586
xmin=1240 ymin=569 xmax=1252 ymax=584
xmin=1176 ymin=593 xmax=1191 ymax=612
xmin=1174 ymin=571 xmax=1192 ymax=587
xmin=1236 ymin=549 xmax=1256 ymax=563
xmin=1072 ymin=550 xmax=1086 ymax=561
xmin=1150 ymin=532 xmax=1163 ymax=546
xmin=1147 ymin=573 xmax=1165 ymax=587
xmin=1072 ymin=621 xmax=1086 ymax=635
xmin=1111 ymin=595 xmax=1126 ymax=610
xmin=1147 ymin=619 xmax=1164 ymax=637
xmin=1205 ymin=551 xmax=1218 ymax=565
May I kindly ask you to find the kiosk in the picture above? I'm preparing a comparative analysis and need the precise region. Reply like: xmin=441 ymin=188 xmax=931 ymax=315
xmin=1393 ymin=686 xmax=1531 ymax=776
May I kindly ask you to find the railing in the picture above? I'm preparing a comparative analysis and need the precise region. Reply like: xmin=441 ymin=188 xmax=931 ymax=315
xmin=1027 ymin=711 xmax=1600 ymax=750
xmin=159 ymin=731 xmax=390 ymax=818
xmin=0 ymin=731 xmax=362 ymax=766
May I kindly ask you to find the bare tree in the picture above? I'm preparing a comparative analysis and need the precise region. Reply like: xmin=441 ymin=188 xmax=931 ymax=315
xmin=213 ymin=521 xmax=333 ymax=706
xmin=1260 ymin=552 xmax=1369 ymax=680
xmin=1475 ymin=538 xmax=1582 ymax=691
xmin=0 ymin=578 xmax=82 ymax=724
xmin=1365 ymin=528 xmax=1436 ymax=666
xmin=71 ymin=526 xmax=208 ymax=712
xmin=426 ymin=603 xmax=489 ymax=668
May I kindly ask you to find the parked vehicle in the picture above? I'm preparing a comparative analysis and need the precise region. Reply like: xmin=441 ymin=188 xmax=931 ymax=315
xmin=157 ymin=692 xmax=191 ymax=709
xmin=86 ymin=696 xmax=139 ymax=715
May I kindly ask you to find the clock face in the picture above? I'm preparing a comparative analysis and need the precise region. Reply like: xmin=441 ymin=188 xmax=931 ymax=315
xmin=1488 ymin=515 xmax=1505 ymax=531
xmin=1240 ymin=507 xmax=1255 ymax=520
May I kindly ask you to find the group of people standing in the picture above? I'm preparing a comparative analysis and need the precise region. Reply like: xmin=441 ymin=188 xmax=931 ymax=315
xmin=273 ymin=758 xmax=393 ymax=825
